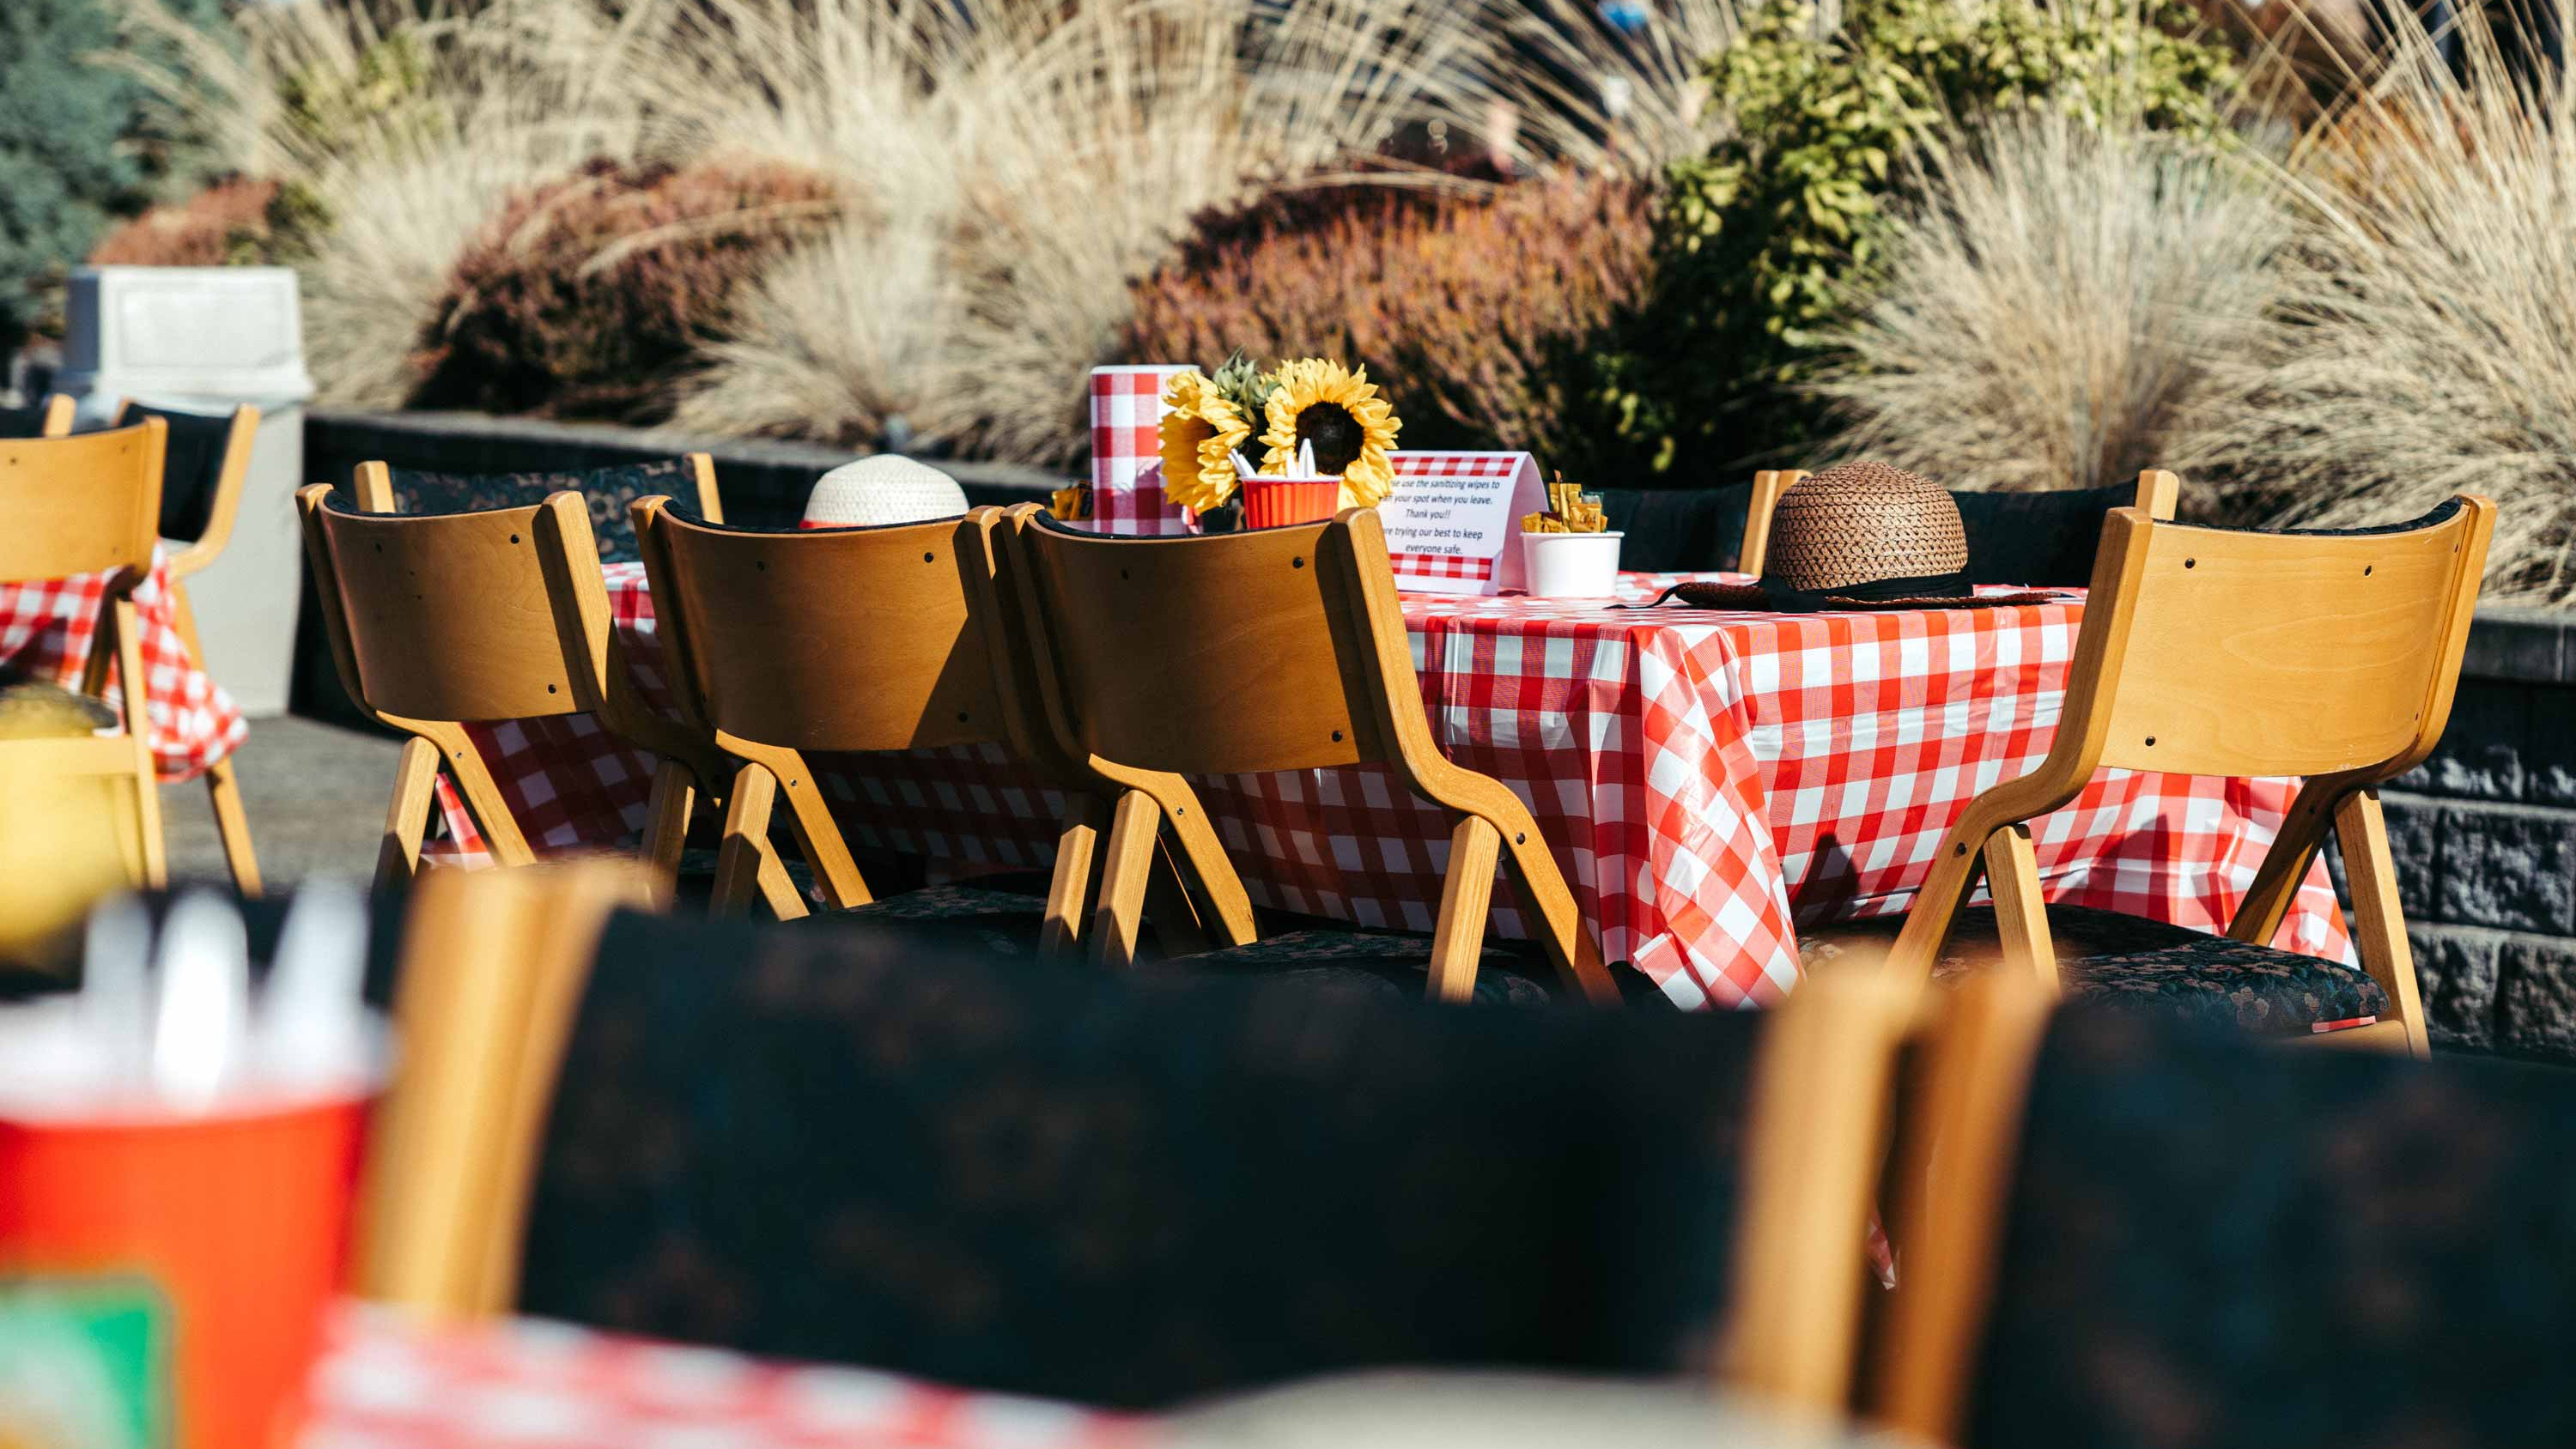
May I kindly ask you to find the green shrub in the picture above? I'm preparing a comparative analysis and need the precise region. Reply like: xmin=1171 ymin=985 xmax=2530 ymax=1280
xmin=0 ymin=0 xmax=232 ymax=349
xmin=1116 ymin=177 xmax=1657 ymax=479
xmin=1604 ymin=0 xmax=2236 ymax=472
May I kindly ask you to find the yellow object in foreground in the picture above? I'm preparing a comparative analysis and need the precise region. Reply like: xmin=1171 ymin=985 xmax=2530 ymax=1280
xmin=0 ymin=688 xmax=131 ymax=965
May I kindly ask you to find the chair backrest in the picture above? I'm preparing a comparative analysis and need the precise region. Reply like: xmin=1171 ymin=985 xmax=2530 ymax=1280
xmin=631 ymin=502 xmax=1008 ymax=755
xmin=295 ymin=486 xmax=613 ymax=725
xmin=354 ymin=454 xmax=724 ymax=562
xmin=1005 ymin=507 xmax=1425 ymax=779
xmin=1943 ymin=1006 xmax=2576 ymax=1449
xmin=0 ymin=420 xmax=167 ymax=585
xmin=2053 ymin=497 xmax=2493 ymax=785
xmin=114 ymin=401 xmax=257 ymax=546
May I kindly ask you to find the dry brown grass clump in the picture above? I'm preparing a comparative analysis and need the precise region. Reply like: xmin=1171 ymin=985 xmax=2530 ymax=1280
xmin=1808 ymin=112 xmax=2289 ymax=495
xmin=88 ymin=177 xmax=281 ymax=266
xmin=411 ymin=159 xmax=835 ymax=421
xmin=1118 ymin=177 xmax=1654 ymax=463
xmin=2189 ymin=0 xmax=2576 ymax=603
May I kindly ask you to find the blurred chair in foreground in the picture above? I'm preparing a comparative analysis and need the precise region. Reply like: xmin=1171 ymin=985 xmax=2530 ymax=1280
xmin=357 ymin=863 xmax=1916 ymax=1416
xmin=1873 ymin=977 xmax=2576 ymax=1448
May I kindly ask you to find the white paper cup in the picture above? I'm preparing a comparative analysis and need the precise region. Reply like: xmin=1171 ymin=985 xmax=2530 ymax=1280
xmin=1521 ymin=530 xmax=1624 ymax=597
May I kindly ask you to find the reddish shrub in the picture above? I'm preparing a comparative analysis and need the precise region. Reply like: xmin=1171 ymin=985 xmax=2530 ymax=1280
xmin=410 ymin=159 xmax=836 ymax=422
xmin=1116 ymin=174 xmax=1653 ymax=474
xmin=88 ymin=179 xmax=282 ymax=267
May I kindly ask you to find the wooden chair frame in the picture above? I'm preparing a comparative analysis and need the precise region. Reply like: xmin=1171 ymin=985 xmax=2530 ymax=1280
xmin=2 ymin=419 xmax=171 ymax=888
xmin=47 ymin=400 xmax=266 ymax=893
xmin=295 ymin=486 xmax=727 ymax=903
xmin=629 ymin=499 xmax=1252 ymax=948
xmin=1854 ymin=497 xmax=2494 ymax=1059
xmin=357 ymin=858 xmax=1909 ymax=1424
xmin=352 ymin=453 xmax=725 ymax=523
xmin=1738 ymin=469 xmax=2181 ymax=578
xmin=999 ymin=505 xmax=1617 ymax=1003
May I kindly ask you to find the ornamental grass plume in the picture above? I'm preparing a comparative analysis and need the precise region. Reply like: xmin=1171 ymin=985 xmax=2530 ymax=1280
xmin=111 ymin=0 xmax=646 ymax=409
xmin=1809 ymin=110 xmax=2289 ymax=494
xmin=2185 ymin=0 xmax=2576 ymax=603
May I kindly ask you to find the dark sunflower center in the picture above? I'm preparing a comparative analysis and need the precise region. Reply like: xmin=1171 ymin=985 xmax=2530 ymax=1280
xmin=1294 ymin=402 xmax=1364 ymax=476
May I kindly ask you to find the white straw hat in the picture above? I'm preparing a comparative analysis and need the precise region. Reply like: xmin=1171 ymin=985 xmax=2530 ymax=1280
xmin=803 ymin=455 xmax=969 ymax=529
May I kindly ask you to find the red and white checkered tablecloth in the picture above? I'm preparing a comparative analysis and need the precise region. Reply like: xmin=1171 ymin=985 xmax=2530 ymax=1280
xmin=0 ymin=549 xmax=246 ymax=782
xmin=300 ymin=1304 xmax=1144 ymax=1449
xmin=423 ymin=568 xmax=2352 ymax=1009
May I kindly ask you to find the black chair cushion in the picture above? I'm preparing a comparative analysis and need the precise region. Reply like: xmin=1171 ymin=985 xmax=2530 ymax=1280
xmin=1154 ymin=927 xmax=1562 ymax=1005
xmin=123 ymin=403 xmax=239 ymax=544
xmin=514 ymin=910 xmax=1760 ymax=1406
xmin=0 ymin=403 xmax=46 ymax=440
xmin=1951 ymin=482 xmax=2138 ymax=587
xmin=1596 ymin=482 xmax=1753 ymax=573
xmin=1800 ymin=904 xmax=2388 ymax=1037
xmin=1970 ymin=1008 xmax=2576 ymax=1449
xmin=382 ymin=457 xmax=699 ymax=562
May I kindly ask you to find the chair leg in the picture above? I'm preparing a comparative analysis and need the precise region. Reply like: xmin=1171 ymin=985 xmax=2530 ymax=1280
xmin=1492 ymin=811 xmax=1619 ymax=1005
xmin=1981 ymin=824 xmax=2058 ymax=992
xmin=200 ymin=756 xmax=263 ymax=898
xmin=108 ymin=599 xmax=167 ymax=889
xmin=1145 ymin=835 xmax=1212 ymax=959
xmin=1044 ymin=796 xmax=1109 ymax=956
xmin=1090 ymin=791 xmax=1163 ymax=970
xmin=1153 ymin=791 xmax=1258 ymax=948
xmin=375 ymin=737 xmax=440 ymax=892
xmin=2336 ymin=789 xmax=2432 ymax=1059
xmin=638 ymin=760 xmax=696 ymax=909
xmin=752 ymin=840 xmax=808 ymax=920
xmin=1428 ymin=815 xmax=1501 ymax=1003
xmin=713 ymin=764 xmax=781 ymax=918
xmin=168 ymin=577 xmax=260 ymax=895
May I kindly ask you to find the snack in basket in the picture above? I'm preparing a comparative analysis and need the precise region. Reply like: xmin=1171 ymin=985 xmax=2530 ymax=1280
xmin=1523 ymin=474 xmax=1609 ymax=535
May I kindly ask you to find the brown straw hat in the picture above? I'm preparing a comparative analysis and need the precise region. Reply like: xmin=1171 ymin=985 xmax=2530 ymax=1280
xmin=1640 ymin=461 xmax=2066 ymax=613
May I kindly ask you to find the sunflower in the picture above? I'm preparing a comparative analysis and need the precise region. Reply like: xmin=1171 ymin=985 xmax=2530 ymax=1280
xmin=1157 ymin=370 xmax=1255 ymax=512
xmin=1261 ymin=359 xmax=1401 ymax=506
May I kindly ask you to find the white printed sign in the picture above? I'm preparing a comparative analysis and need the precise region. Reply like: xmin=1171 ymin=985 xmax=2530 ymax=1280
xmin=1375 ymin=452 xmax=1551 ymax=595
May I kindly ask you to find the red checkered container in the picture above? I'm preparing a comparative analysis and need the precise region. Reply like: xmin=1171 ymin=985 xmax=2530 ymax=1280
xmin=1087 ymin=365 xmax=1196 ymax=536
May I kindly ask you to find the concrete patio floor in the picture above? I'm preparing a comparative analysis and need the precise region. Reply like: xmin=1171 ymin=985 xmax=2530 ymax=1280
xmin=165 ymin=715 xmax=404 ymax=889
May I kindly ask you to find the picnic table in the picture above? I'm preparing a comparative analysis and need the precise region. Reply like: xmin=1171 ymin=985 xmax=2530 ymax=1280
xmin=0 ymin=548 xmax=246 ymax=781
xmin=427 ymin=570 xmax=2352 ymax=1009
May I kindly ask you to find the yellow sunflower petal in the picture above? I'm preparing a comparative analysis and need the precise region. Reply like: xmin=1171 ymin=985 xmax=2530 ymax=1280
xmin=1259 ymin=359 xmax=1401 ymax=500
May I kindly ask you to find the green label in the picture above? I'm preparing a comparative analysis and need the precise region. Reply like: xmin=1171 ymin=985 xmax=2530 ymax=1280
xmin=0 ymin=1276 xmax=172 ymax=1449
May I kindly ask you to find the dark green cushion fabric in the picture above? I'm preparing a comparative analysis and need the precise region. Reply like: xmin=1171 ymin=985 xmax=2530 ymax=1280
xmin=1951 ymin=482 xmax=2138 ymax=587
xmin=1971 ymin=1007 xmax=2576 ymax=1449
xmin=1597 ymin=482 xmax=1753 ymax=573
xmin=384 ymin=457 xmax=699 ymax=562
xmin=1803 ymin=904 xmax=2387 ymax=1037
xmin=514 ymin=909 xmax=1761 ymax=1405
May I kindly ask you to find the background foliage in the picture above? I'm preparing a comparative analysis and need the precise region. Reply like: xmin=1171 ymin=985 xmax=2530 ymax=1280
xmin=0 ymin=0 xmax=231 ymax=349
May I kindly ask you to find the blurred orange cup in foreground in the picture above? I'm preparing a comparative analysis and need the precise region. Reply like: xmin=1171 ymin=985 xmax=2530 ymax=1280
xmin=0 ymin=1094 xmax=368 ymax=1449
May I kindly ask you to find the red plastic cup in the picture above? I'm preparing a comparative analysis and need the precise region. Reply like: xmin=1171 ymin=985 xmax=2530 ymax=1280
xmin=0 ymin=1095 xmax=368 ymax=1449
xmin=1240 ymin=478 xmax=1342 ymax=530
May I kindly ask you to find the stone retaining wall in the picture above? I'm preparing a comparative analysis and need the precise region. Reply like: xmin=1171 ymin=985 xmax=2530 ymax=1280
xmin=2377 ymin=608 xmax=2576 ymax=1061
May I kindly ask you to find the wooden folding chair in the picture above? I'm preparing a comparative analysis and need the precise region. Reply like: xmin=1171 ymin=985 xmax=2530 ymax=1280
xmin=1739 ymin=469 xmax=2179 ymax=577
xmin=294 ymin=485 xmax=726 ymax=900
xmin=1801 ymin=496 xmax=2495 ymax=1058
xmin=998 ymin=504 xmax=1618 ymax=1003
xmin=0 ymin=421 xmax=172 ymax=888
xmin=355 ymin=858 xmax=1912 ymax=1425
xmin=46 ymin=401 xmax=266 ymax=894
xmin=629 ymin=499 xmax=1253 ymax=949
